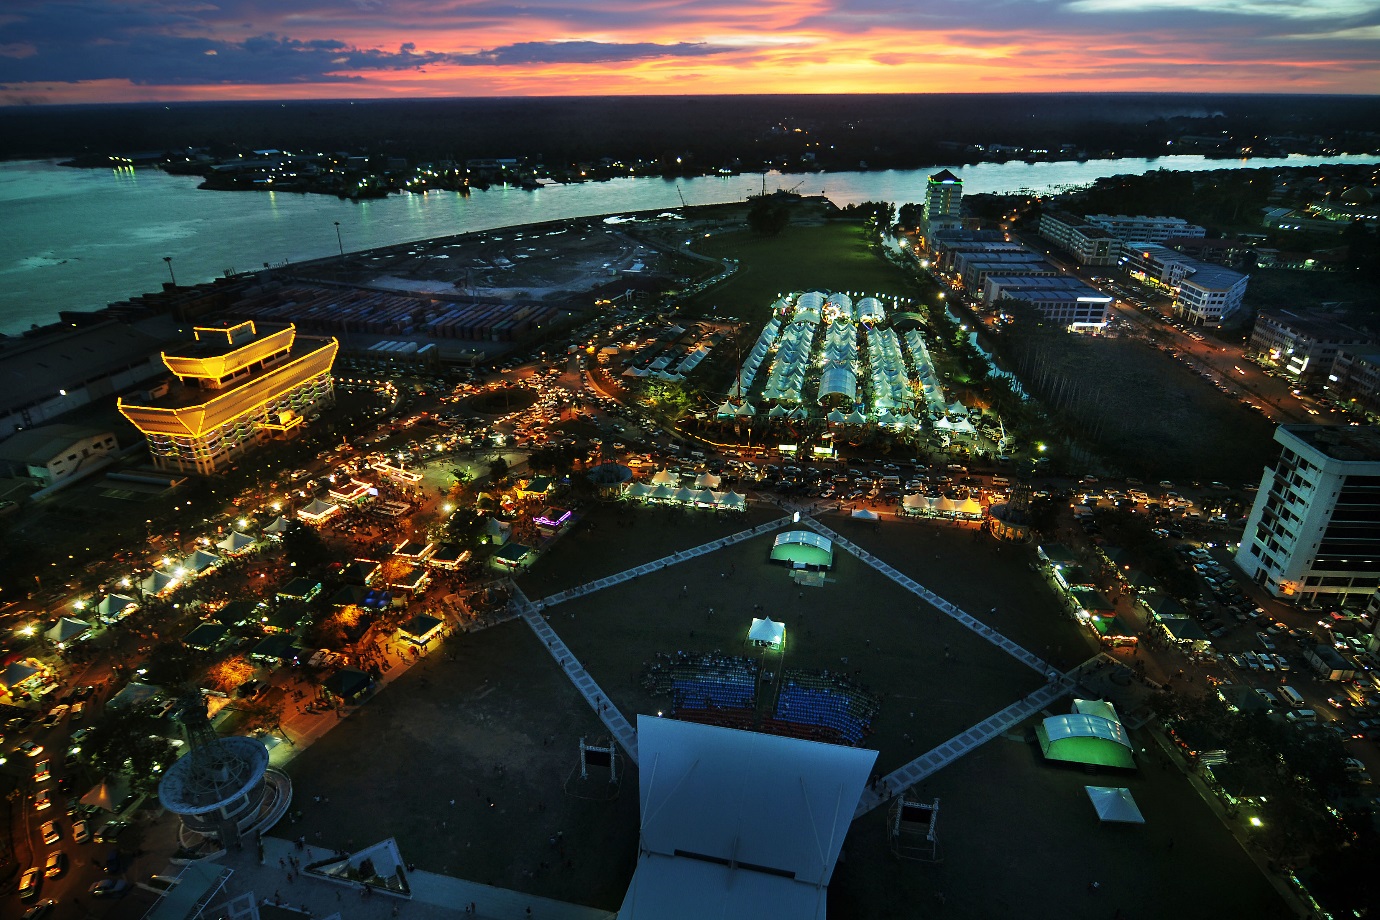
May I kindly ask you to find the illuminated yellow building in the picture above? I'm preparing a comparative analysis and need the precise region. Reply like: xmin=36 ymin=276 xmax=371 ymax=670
xmin=119 ymin=321 xmax=338 ymax=475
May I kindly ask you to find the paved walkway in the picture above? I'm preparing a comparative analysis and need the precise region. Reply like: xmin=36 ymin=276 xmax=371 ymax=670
xmin=210 ymin=835 xmax=614 ymax=920
xmin=531 ymin=515 xmax=792 ymax=608
xmin=852 ymin=663 xmax=1086 ymax=817
xmin=512 ymin=584 xmax=640 ymax=765
xmin=803 ymin=516 xmax=1057 ymax=678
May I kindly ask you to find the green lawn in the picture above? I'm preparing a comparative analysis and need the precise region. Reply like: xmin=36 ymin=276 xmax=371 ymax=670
xmin=681 ymin=220 xmax=918 ymax=325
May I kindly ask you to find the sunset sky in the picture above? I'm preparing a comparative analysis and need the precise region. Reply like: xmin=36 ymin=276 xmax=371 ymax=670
xmin=2 ymin=0 xmax=1379 ymax=105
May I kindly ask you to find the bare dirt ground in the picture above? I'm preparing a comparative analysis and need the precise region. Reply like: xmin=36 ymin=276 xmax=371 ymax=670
xmin=286 ymin=500 xmax=1291 ymax=919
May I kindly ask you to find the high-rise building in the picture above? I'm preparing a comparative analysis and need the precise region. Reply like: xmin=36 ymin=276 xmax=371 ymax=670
xmin=119 ymin=321 xmax=337 ymax=475
xmin=1236 ymin=425 xmax=1380 ymax=608
xmin=922 ymin=169 xmax=963 ymax=232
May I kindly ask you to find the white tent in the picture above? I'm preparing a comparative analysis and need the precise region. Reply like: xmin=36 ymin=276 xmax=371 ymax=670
xmin=97 ymin=594 xmax=137 ymax=618
xmin=748 ymin=618 xmax=785 ymax=647
xmin=844 ymin=410 xmax=868 ymax=425
xmin=850 ymin=508 xmax=880 ymax=520
xmin=141 ymin=569 xmax=178 ymax=595
xmin=0 ymin=659 xmax=40 ymax=690
xmin=934 ymin=416 xmax=954 ymax=431
xmin=902 ymin=494 xmax=929 ymax=513
xmin=1085 ymin=786 xmax=1145 ymax=824
xmin=674 ymin=487 xmax=697 ymax=504
xmin=947 ymin=400 xmax=967 ymax=416
xmin=626 ymin=482 xmax=652 ymax=500
xmin=958 ymin=497 xmax=983 ymax=517
xmin=767 ymin=405 xmax=789 ymax=418
xmin=694 ymin=473 xmax=722 ymax=490
xmin=952 ymin=418 xmax=977 ymax=436
xmin=720 ymin=491 xmax=746 ymax=511
xmin=694 ymin=488 xmax=718 ymax=506
xmin=826 ymin=409 xmax=847 ymax=424
xmin=45 ymin=616 xmax=91 ymax=644
xmin=216 ymin=530 xmax=256 ymax=554
xmin=650 ymin=484 xmax=676 ymax=501
xmin=483 ymin=517 xmax=511 ymax=545
xmin=264 ymin=515 xmax=292 ymax=536
xmin=650 ymin=469 xmax=677 ymax=486
xmin=182 ymin=549 xmax=220 ymax=573
xmin=298 ymin=498 xmax=339 ymax=521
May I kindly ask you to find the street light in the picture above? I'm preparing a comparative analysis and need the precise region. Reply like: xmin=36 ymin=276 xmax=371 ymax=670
xmin=163 ymin=256 xmax=176 ymax=285
xmin=334 ymin=222 xmax=344 ymax=258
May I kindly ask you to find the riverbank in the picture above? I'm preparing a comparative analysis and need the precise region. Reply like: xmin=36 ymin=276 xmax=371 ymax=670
xmin=5 ymin=153 xmax=1380 ymax=335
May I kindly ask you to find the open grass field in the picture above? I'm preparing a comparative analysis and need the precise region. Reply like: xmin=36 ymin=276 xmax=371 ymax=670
xmin=681 ymin=220 xmax=918 ymax=326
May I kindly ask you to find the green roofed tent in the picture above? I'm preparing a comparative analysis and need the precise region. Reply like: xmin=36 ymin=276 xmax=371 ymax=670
xmin=323 ymin=667 xmax=373 ymax=702
xmin=1158 ymin=613 xmax=1208 ymax=643
xmin=251 ymin=634 xmax=300 ymax=662
xmin=183 ymin=622 xmax=228 ymax=651
xmin=1068 ymin=586 xmax=1114 ymax=613
xmin=493 ymin=543 xmax=535 ymax=570
xmin=1036 ymin=712 xmax=1136 ymax=770
xmin=1039 ymin=544 xmax=1079 ymax=567
xmin=769 ymin=531 xmax=833 ymax=570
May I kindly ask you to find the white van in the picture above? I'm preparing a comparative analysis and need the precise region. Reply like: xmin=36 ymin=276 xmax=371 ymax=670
xmin=991 ymin=476 xmax=1010 ymax=488
xmin=1279 ymin=686 xmax=1305 ymax=708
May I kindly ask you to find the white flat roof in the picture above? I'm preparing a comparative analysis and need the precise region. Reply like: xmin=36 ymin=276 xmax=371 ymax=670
xmin=636 ymin=715 xmax=874 ymax=886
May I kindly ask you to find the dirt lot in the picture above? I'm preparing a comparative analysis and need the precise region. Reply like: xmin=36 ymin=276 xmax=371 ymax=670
xmin=285 ymin=501 xmax=1292 ymax=919
xmin=996 ymin=323 xmax=1278 ymax=482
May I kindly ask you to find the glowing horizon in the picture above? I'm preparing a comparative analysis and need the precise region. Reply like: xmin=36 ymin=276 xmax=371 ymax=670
xmin=2 ymin=0 xmax=1379 ymax=105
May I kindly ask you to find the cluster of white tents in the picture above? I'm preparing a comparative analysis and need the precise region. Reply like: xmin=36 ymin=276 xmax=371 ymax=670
xmin=759 ymin=314 xmax=816 ymax=405
xmin=903 ymin=329 xmax=947 ymax=414
xmin=865 ymin=326 xmax=915 ymax=414
xmin=622 ymin=472 xmax=747 ymax=512
xmin=817 ymin=321 xmax=858 ymax=405
xmin=901 ymin=493 xmax=984 ymax=519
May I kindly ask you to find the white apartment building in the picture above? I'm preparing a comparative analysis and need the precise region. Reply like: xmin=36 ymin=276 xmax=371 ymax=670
xmin=1119 ymin=244 xmax=1248 ymax=326
xmin=1084 ymin=214 xmax=1206 ymax=243
xmin=1236 ymin=425 xmax=1380 ymax=609
xmin=1038 ymin=211 xmax=1123 ymax=266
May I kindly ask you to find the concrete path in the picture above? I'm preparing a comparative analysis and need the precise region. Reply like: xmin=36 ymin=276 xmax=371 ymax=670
xmin=512 ymin=584 xmax=640 ymax=765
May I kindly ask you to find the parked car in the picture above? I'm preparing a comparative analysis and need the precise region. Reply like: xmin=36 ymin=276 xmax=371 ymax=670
xmin=19 ymin=866 xmax=42 ymax=900
xmin=40 ymin=820 xmax=60 ymax=845
xmin=72 ymin=819 xmax=91 ymax=843
xmin=94 ymin=820 xmax=129 ymax=843
xmin=43 ymin=851 xmax=67 ymax=878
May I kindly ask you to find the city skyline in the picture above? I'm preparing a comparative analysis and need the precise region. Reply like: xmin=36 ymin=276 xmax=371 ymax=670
xmin=2 ymin=0 xmax=1380 ymax=106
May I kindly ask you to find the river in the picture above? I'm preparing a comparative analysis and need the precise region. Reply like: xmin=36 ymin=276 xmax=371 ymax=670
xmin=2 ymin=153 xmax=1377 ymax=335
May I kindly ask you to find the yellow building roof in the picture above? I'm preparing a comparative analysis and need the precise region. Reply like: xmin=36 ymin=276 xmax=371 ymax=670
xmin=162 ymin=323 xmax=298 ymax=382
xmin=120 ymin=336 xmax=338 ymax=438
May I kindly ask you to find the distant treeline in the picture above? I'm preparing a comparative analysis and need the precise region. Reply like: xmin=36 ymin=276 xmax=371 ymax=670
xmin=2 ymin=93 xmax=1378 ymax=172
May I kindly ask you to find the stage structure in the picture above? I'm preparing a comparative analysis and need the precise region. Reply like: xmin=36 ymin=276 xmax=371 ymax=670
xmin=888 ymin=794 xmax=942 ymax=862
xmin=566 ymin=735 xmax=623 ymax=801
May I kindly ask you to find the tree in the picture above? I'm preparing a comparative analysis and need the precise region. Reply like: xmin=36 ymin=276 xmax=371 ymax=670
xmin=747 ymin=197 xmax=790 ymax=236
xmin=233 ymin=695 xmax=288 ymax=738
xmin=142 ymin=641 xmax=204 ymax=688
xmin=281 ymin=523 xmax=330 ymax=568
xmin=488 ymin=456 xmax=509 ymax=481
xmin=81 ymin=701 xmax=178 ymax=794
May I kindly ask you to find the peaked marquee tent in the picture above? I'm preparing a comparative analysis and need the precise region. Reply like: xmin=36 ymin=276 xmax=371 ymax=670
xmin=1085 ymin=786 xmax=1145 ymax=824
xmin=748 ymin=617 xmax=785 ymax=647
